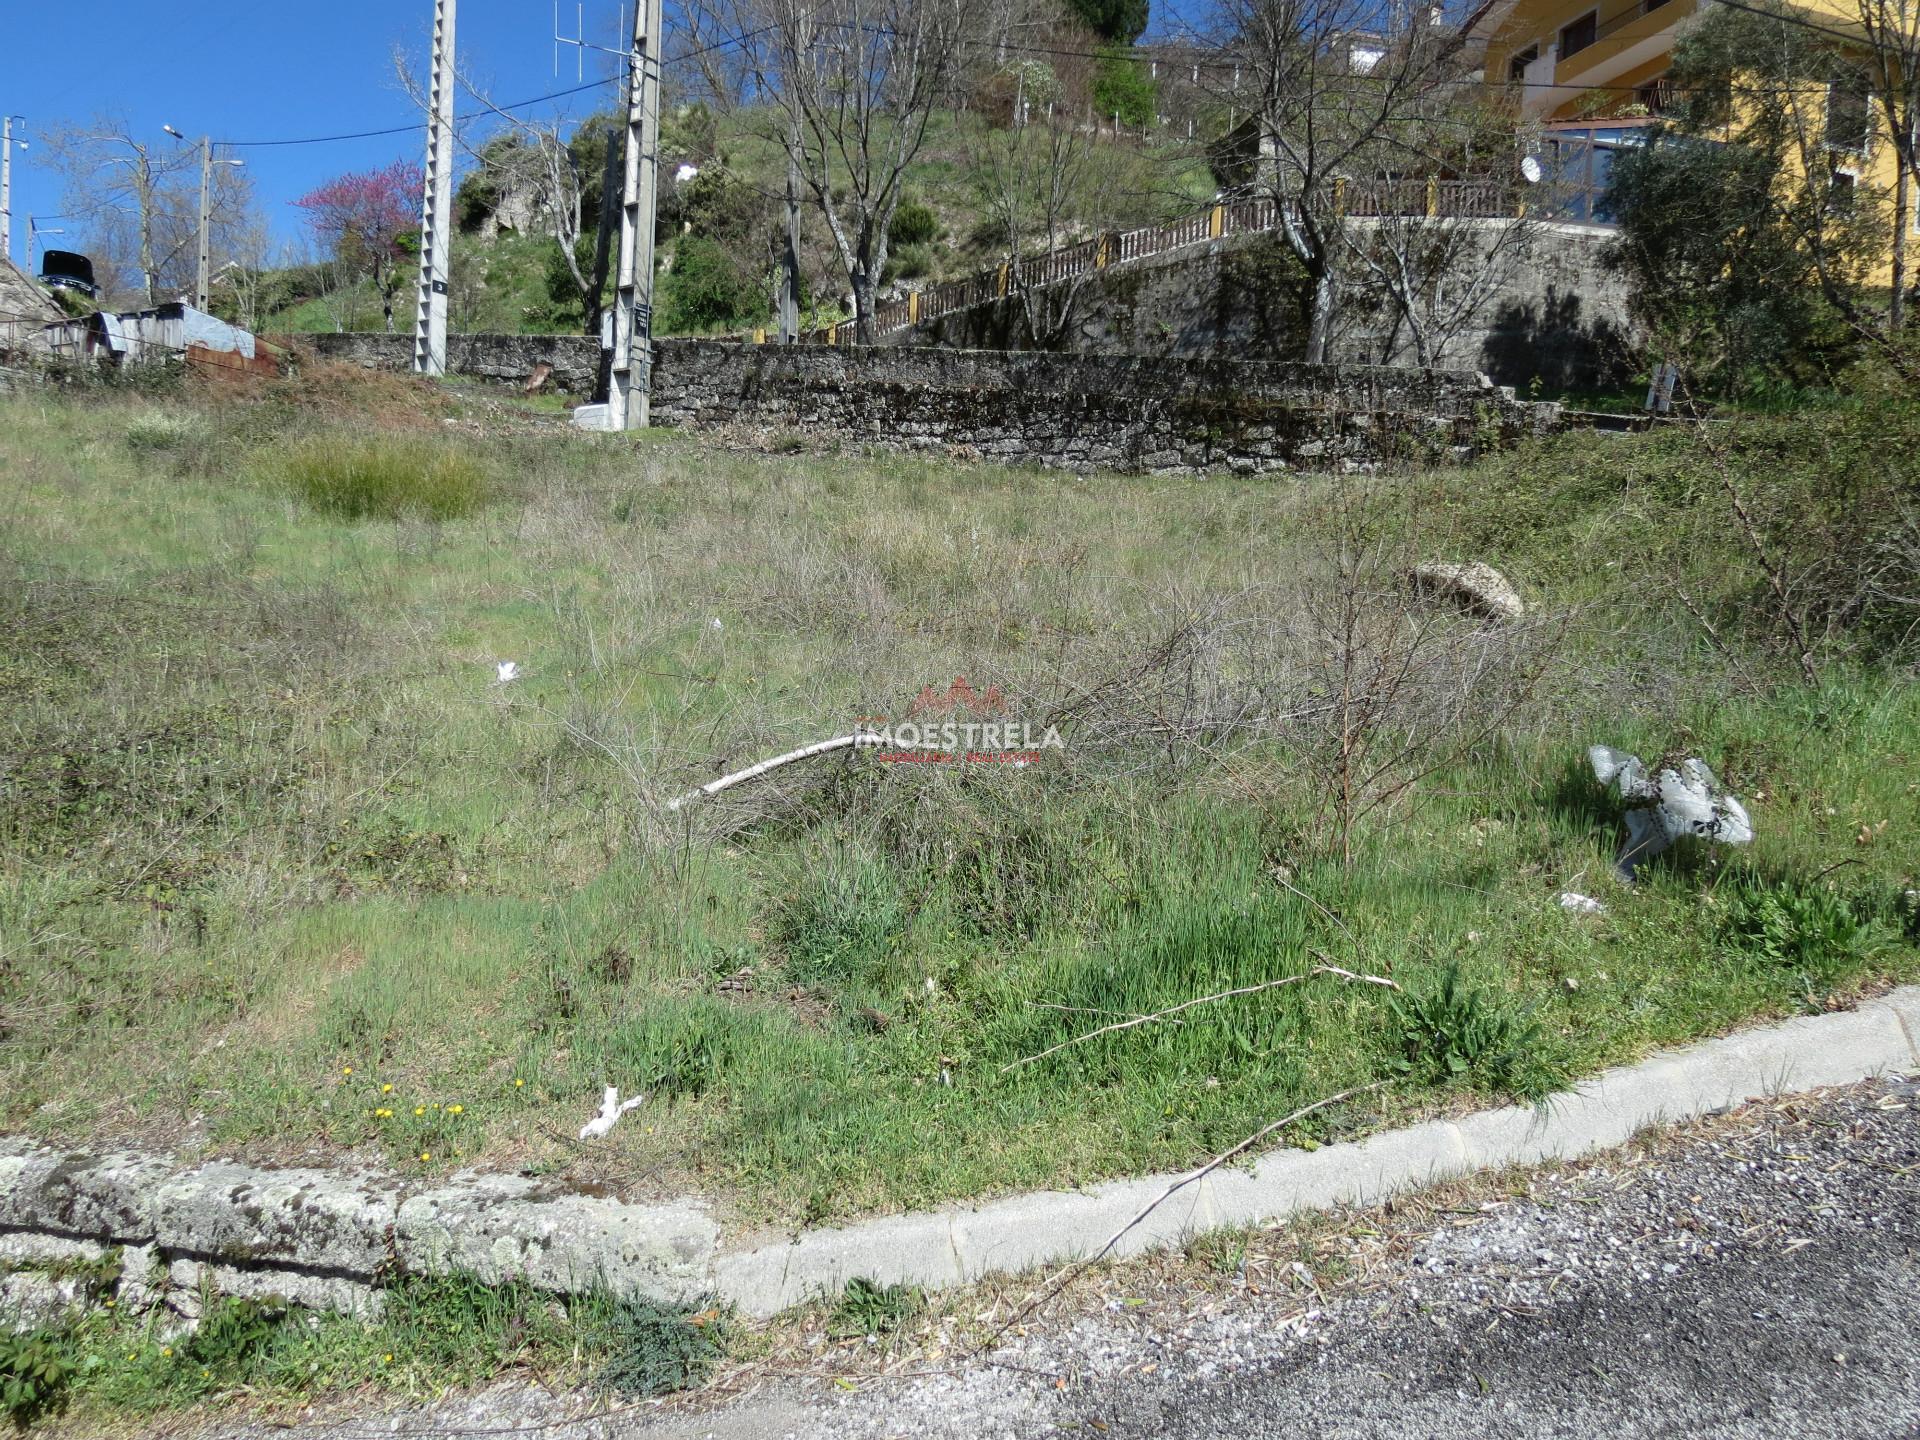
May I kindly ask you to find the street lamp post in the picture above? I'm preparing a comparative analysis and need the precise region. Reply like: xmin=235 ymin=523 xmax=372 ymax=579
xmin=28 ymin=219 xmax=63 ymax=270
xmin=164 ymin=126 xmax=243 ymax=311
xmin=2 ymin=116 xmax=27 ymax=267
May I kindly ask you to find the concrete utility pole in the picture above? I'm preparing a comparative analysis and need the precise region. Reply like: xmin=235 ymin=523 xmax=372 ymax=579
xmin=778 ymin=137 xmax=801 ymax=343
xmin=165 ymin=126 xmax=243 ymax=311
xmin=607 ymin=0 xmax=665 ymax=429
xmin=414 ymin=0 xmax=458 ymax=375
xmin=1 ymin=116 xmax=25 ymax=267
xmin=195 ymin=137 xmax=211 ymax=308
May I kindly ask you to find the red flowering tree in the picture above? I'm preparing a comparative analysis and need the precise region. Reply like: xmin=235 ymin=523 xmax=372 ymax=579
xmin=295 ymin=161 xmax=422 ymax=333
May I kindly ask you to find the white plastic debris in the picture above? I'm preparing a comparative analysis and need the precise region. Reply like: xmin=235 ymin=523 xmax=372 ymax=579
xmin=1588 ymin=745 xmax=1754 ymax=879
xmin=578 ymin=1085 xmax=648 ymax=1140
xmin=709 ymin=617 xmax=724 ymax=632
xmin=675 ymin=162 xmax=700 ymax=182
xmin=1558 ymin=891 xmax=1607 ymax=916
xmin=495 ymin=660 xmax=521 ymax=684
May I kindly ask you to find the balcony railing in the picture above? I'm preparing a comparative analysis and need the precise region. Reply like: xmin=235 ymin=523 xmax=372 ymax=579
xmin=1594 ymin=0 xmax=1679 ymax=46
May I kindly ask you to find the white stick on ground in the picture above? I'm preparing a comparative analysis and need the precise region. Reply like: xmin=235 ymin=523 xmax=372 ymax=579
xmin=974 ymin=1081 xmax=1389 ymax=1355
xmin=667 ymin=732 xmax=884 ymax=811
xmin=1002 ymin=965 xmax=1399 ymax=1072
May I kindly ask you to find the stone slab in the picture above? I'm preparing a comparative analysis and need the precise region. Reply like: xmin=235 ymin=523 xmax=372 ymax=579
xmin=395 ymin=1174 xmax=718 ymax=1305
xmin=152 ymin=1164 xmax=402 ymax=1276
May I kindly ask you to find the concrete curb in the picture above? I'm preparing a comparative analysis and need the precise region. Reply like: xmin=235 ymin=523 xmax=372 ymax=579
xmin=710 ymin=985 xmax=1920 ymax=1316
xmin=0 ymin=987 xmax=1912 ymax=1325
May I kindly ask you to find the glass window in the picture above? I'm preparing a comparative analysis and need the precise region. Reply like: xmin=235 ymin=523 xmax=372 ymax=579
xmin=1826 ymin=73 xmax=1871 ymax=153
xmin=1560 ymin=11 xmax=1598 ymax=57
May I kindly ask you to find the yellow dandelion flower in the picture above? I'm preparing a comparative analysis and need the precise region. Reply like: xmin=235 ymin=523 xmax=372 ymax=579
xmin=381 ymin=1083 xmax=393 ymax=1094
xmin=448 ymin=1104 xmax=463 ymax=1115
xmin=382 ymin=1353 xmax=394 ymax=1364
xmin=342 ymin=1066 xmax=353 ymax=1076
xmin=419 ymin=1152 xmax=431 ymax=1162
xmin=161 ymin=1347 xmax=172 ymax=1357
xmin=514 ymin=1078 xmax=525 ymax=1088
xmin=414 ymin=1106 xmax=426 ymax=1116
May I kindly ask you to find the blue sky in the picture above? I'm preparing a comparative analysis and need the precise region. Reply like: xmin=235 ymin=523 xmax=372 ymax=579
xmin=1 ymin=0 xmax=632 ymax=266
xmin=1 ymin=0 xmax=1191 ymax=270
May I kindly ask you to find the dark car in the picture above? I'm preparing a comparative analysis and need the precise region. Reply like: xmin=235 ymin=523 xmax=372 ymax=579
xmin=38 ymin=250 xmax=98 ymax=299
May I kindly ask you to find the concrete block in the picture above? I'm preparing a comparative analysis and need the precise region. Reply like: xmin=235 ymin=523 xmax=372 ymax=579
xmin=1880 ymin=985 xmax=1920 ymax=1067
xmin=153 ymin=1163 xmax=401 ymax=1276
xmin=165 ymin=1257 xmax=381 ymax=1318
xmin=395 ymin=1175 xmax=718 ymax=1305
xmin=713 ymin=1211 xmax=962 ymax=1318
xmin=0 ymin=1148 xmax=174 ymax=1242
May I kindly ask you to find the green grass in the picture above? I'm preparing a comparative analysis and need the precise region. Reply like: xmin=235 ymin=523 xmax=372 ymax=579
xmin=0 ymin=379 xmax=1915 ymax=1233
xmin=0 ymin=1267 xmax=726 ymax=1426
xmin=280 ymin=433 xmax=494 ymax=520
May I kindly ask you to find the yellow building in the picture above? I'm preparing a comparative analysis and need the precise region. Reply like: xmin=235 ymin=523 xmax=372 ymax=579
xmin=1467 ymin=0 xmax=1904 ymax=248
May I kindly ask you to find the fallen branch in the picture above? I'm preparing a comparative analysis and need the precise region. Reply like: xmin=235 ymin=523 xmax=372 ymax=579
xmin=1002 ymin=963 xmax=1398 ymax=1072
xmin=667 ymin=731 xmax=883 ymax=811
xmin=972 ymin=1081 xmax=1390 ymax=1356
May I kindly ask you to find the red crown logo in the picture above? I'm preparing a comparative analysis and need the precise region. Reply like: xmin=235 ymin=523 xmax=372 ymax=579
xmin=906 ymin=675 xmax=1006 ymax=717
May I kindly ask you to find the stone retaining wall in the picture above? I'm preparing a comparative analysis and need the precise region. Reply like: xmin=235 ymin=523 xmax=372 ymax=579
xmin=300 ymin=332 xmax=1561 ymax=474
xmin=648 ymin=342 xmax=1557 ymax=473
xmin=301 ymin=331 xmax=603 ymax=392
xmin=0 ymin=1142 xmax=715 ymax=1325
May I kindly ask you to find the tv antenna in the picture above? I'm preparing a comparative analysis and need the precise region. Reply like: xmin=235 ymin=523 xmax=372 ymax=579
xmin=554 ymin=1 xmax=630 ymax=79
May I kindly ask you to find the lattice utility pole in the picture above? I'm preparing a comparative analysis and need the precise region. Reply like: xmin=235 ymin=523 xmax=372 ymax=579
xmin=607 ymin=0 xmax=665 ymax=429
xmin=1 ymin=116 xmax=24 ymax=267
xmin=413 ymin=0 xmax=458 ymax=376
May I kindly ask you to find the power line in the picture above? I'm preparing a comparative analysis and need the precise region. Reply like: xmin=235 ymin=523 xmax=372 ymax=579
xmin=138 ymin=0 xmax=1920 ymax=156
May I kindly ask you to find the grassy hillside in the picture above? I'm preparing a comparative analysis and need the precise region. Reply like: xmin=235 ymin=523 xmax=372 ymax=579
xmin=263 ymin=106 xmax=1215 ymax=338
xmin=2 ymin=368 xmax=1915 ymax=1229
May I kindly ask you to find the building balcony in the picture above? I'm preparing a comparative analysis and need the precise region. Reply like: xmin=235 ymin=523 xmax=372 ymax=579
xmin=1557 ymin=0 xmax=1696 ymax=83
xmin=1513 ymin=0 xmax=1695 ymax=115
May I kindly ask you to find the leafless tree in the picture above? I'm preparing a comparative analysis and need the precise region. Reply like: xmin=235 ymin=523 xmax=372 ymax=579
xmin=1848 ymin=0 xmax=1920 ymax=328
xmin=969 ymin=109 xmax=1106 ymax=345
xmin=396 ymin=49 xmax=618 ymax=334
xmin=690 ymin=0 xmax=970 ymax=341
xmin=1202 ymin=0 xmax=1483 ymax=362
xmin=37 ymin=117 xmax=251 ymax=307
xmin=1286 ymin=482 xmax=1563 ymax=863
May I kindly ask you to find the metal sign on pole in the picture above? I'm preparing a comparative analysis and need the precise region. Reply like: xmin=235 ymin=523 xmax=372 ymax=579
xmin=607 ymin=0 xmax=665 ymax=430
xmin=413 ymin=0 xmax=457 ymax=376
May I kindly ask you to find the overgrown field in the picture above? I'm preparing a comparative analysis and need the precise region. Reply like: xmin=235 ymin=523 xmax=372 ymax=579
xmin=1 ymin=369 xmax=1916 ymax=1227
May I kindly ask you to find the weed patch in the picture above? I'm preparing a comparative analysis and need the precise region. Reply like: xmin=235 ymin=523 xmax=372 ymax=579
xmin=1389 ymin=965 xmax=1564 ymax=1102
xmin=281 ymin=434 xmax=492 ymax=520
xmin=827 ymin=1277 xmax=922 ymax=1338
xmin=592 ymin=1297 xmax=730 ymax=1397
xmin=1718 ymin=876 xmax=1893 ymax=1005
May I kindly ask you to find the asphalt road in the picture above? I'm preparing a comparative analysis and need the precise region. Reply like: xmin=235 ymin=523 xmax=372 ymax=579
xmin=205 ymin=1077 xmax=1920 ymax=1440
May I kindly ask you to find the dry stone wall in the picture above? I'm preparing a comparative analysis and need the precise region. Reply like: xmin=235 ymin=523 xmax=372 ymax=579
xmin=301 ymin=332 xmax=1558 ymax=474
xmin=302 ymin=331 xmax=603 ymax=392
xmin=647 ymin=341 xmax=1558 ymax=473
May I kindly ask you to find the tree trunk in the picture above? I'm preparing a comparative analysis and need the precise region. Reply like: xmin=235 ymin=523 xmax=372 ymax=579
xmin=1304 ymin=265 xmax=1337 ymax=364
xmin=851 ymin=253 xmax=878 ymax=345
xmin=1895 ymin=159 xmax=1910 ymax=333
